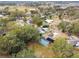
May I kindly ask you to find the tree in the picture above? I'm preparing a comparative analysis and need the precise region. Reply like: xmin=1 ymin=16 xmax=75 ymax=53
xmin=58 ymin=20 xmax=79 ymax=36
xmin=30 ymin=10 xmax=38 ymax=14
xmin=0 ymin=18 xmax=9 ymax=27
xmin=32 ymin=16 xmax=43 ymax=27
xmin=72 ymin=53 xmax=79 ymax=58
xmin=9 ymin=8 xmax=25 ymax=19
xmin=0 ymin=18 xmax=10 ymax=32
xmin=70 ymin=21 xmax=79 ymax=36
xmin=0 ymin=23 xmax=40 ymax=57
xmin=64 ymin=6 xmax=79 ymax=20
xmin=0 ymin=29 xmax=25 ymax=55
xmin=52 ymin=36 xmax=74 ymax=58
xmin=3 ymin=7 xmax=10 ymax=15
xmin=58 ymin=21 xmax=70 ymax=32
xmin=6 ymin=21 xmax=20 ymax=30
xmin=25 ymin=9 xmax=28 ymax=13
xmin=16 ymin=48 xmax=35 ymax=58
xmin=16 ymin=24 xmax=40 ymax=43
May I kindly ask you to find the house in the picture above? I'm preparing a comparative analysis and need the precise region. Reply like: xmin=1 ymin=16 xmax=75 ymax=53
xmin=38 ymin=23 xmax=49 ymax=34
xmin=26 ymin=18 xmax=33 ymax=24
xmin=67 ymin=40 xmax=78 ymax=46
xmin=42 ymin=21 xmax=49 ymax=27
xmin=16 ymin=17 xmax=23 ymax=20
xmin=25 ymin=12 xmax=32 ymax=17
xmin=41 ymin=27 xmax=48 ymax=32
xmin=67 ymin=36 xmax=79 ymax=46
xmin=0 ymin=14 xmax=4 ymax=18
xmin=29 ymin=8 xmax=36 ymax=11
xmin=76 ymin=42 xmax=79 ymax=48
xmin=16 ymin=20 xmax=25 ymax=26
xmin=38 ymin=27 xmax=45 ymax=34
xmin=0 ymin=30 xmax=6 ymax=36
xmin=41 ymin=15 xmax=45 ymax=18
xmin=45 ymin=19 xmax=53 ymax=24
xmin=40 ymin=24 xmax=49 ymax=32
xmin=53 ymin=32 xmax=59 ymax=39
xmin=46 ymin=36 xmax=54 ymax=43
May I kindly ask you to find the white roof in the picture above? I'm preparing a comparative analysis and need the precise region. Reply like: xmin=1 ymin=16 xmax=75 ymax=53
xmin=76 ymin=42 xmax=79 ymax=47
xmin=29 ymin=8 xmax=36 ymax=11
xmin=25 ymin=12 xmax=31 ymax=15
xmin=42 ymin=28 xmax=48 ymax=32
xmin=69 ymin=36 xmax=79 ymax=40
xmin=45 ymin=19 xmax=53 ymax=23
xmin=53 ymin=32 xmax=59 ymax=39
xmin=16 ymin=20 xmax=24 ymax=26
xmin=38 ymin=28 xmax=45 ymax=34
xmin=68 ymin=36 xmax=79 ymax=45
xmin=0 ymin=14 xmax=3 ymax=17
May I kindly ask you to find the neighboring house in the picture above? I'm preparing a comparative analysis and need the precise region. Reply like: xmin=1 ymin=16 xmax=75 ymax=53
xmin=16 ymin=20 xmax=25 ymax=26
xmin=0 ymin=30 xmax=5 ymax=36
xmin=0 ymin=14 xmax=4 ymax=18
xmin=45 ymin=19 xmax=53 ymax=24
xmin=41 ymin=15 xmax=45 ymax=18
xmin=38 ymin=27 xmax=45 ymax=34
xmin=29 ymin=8 xmax=36 ymax=11
xmin=67 ymin=36 xmax=79 ymax=47
xmin=76 ymin=42 xmax=79 ymax=48
xmin=53 ymin=32 xmax=59 ymax=39
xmin=26 ymin=18 xmax=33 ymax=24
xmin=42 ymin=28 xmax=48 ymax=32
xmin=40 ymin=24 xmax=49 ymax=32
xmin=38 ymin=23 xmax=49 ymax=34
xmin=25 ymin=12 xmax=32 ymax=17
xmin=42 ymin=21 xmax=49 ymax=27
xmin=46 ymin=35 xmax=54 ymax=43
xmin=16 ymin=17 xmax=23 ymax=20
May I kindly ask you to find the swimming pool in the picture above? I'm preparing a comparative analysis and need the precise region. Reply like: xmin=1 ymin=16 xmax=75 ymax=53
xmin=39 ymin=38 xmax=49 ymax=47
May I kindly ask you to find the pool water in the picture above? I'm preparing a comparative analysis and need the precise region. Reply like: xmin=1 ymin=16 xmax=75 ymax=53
xmin=39 ymin=38 xmax=49 ymax=47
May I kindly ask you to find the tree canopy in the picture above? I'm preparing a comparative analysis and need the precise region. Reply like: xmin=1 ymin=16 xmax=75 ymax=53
xmin=52 ymin=36 xmax=74 ymax=58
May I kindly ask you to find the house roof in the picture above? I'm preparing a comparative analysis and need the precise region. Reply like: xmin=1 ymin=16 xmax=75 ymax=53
xmin=0 ymin=30 xmax=5 ymax=35
xmin=68 ymin=36 xmax=79 ymax=46
xmin=0 ymin=14 xmax=4 ymax=17
xmin=27 ymin=19 xmax=33 ymax=24
xmin=53 ymin=32 xmax=59 ymax=39
xmin=69 ymin=36 xmax=79 ymax=40
xmin=16 ymin=20 xmax=24 ymax=26
xmin=45 ymin=19 xmax=53 ymax=23
xmin=38 ymin=28 xmax=45 ymax=34
xmin=76 ymin=42 xmax=79 ymax=47
xmin=46 ymin=37 xmax=54 ymax=43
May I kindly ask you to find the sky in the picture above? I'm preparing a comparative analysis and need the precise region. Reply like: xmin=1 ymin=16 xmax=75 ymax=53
xmin=0 ymin=0 xmax=78 ymax=1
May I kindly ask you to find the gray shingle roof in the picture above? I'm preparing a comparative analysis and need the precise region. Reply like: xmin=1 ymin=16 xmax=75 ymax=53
xmin=68 ymin=36 xmax=79 ymax=46
xmin=0 ymin=30 xmax=5 ymax=35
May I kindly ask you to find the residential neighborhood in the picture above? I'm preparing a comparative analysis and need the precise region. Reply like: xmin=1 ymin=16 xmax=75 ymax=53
xmin=0 ymin=1 xmax=79 ymax=58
